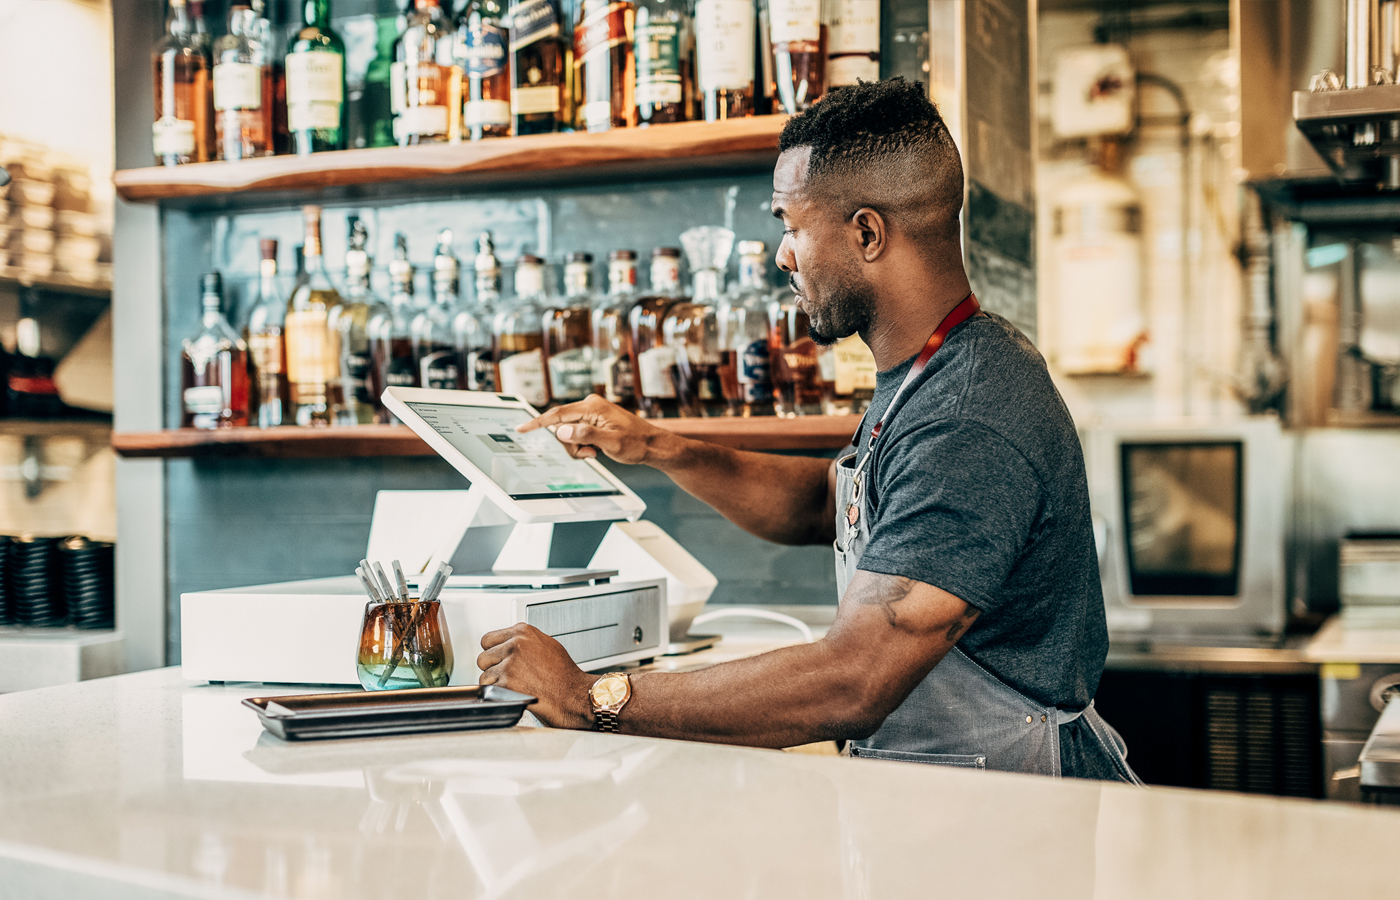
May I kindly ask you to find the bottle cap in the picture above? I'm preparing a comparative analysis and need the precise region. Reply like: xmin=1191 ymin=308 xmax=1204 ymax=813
xmin=567 ymin=252 xmax=594 ymax=264
xmin=518 ymin=253 xmax=544 ymax=266
xmin=610 ymin=249 xmax=637 ymax=261
xmin=652 ymin=247 xmax=681 ymax=258
xmin=260 ymin=238 xmax=277 ymax=261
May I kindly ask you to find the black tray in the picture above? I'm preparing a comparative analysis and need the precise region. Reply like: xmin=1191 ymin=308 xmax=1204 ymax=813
xmin=243 ymin=685 xmax=537 ymax=741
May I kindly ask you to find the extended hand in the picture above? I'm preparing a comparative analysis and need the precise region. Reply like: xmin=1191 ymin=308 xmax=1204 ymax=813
xmin=478 ymin=623 xmax=598 ymax=729
xmin=516 ymin=395 xmax=670 ymax=465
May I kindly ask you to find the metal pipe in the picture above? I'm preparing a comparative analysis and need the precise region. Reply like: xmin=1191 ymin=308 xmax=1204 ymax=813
xmin=1348 ymin=0 xmax=1382 ymax=89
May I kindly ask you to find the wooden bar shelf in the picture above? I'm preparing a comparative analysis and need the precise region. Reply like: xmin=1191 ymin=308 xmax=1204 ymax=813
xmin=111 ymin=416 xmax=859 ymax=459
xmin=113 ymin=117 xmax=787 ymax=210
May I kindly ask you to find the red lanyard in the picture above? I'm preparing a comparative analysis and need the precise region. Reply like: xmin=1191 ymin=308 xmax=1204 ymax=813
xmin=866 ymin=293 xmax=981 ymax=445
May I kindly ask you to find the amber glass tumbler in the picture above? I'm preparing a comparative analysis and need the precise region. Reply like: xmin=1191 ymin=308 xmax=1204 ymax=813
xmin=357 ymin=599 xmax=454 ymax=691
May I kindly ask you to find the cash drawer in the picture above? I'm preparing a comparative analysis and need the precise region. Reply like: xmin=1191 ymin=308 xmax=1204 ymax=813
xmin=528 ymin=587 xmax=663 ymax=663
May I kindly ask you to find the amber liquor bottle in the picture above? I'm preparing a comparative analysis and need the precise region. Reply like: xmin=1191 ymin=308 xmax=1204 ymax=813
xmin=508 ymin=0 xmax=568 ymax=134
xmin=182 ymin=273 xmax=251 ymax=429
xmin=592 ymin=250 xmax=638 ymax=409
xmin=693 ymin=0 xmax=754 ymax=121
xmin=333 ymin=217 xmax=388 ymax=424
xmin=368 ymin=235 xmax=422 ymax=418
xmin=284 ymin=206 xmax=344 ymax=426
xmin=719 ymin=240 xmax=774 ymax=417
xmin=574 ymin=0 xmax=637 ymax=132
xmin=153 ymin=0 xmax=213 ymax=166
xmin=393 ymin=0 xmax=457 ymax=144
xmin=544 ymin=253 xmax=598 ymax=405
xmin=459 ymin=0 xmax=513 ymax=139
xmin=494 ymin=255 xmax=550 ymax=408
xmin=666 ymin=226 xmax=731 ymax=417
xmin=768 ymin=0 xmax=826 ymax=113
xmin=212 ymin=4 xmax=275 ymax=160
xmin=629 ymin=247 xmax=684 ymax=417
xmin=245 ymin=239 xmax=290 ymax=428
xmin=769 ymin=287 xmax=823 ymax=416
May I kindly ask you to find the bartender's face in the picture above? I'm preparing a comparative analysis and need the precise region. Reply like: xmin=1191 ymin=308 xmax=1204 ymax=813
xmin=772 ymin=147 xmax=875 ymax=345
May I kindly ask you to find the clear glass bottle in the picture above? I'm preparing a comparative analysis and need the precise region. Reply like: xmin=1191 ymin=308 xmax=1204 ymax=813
xmin=818 ymin=332 xmax=876 ymax=415
xmin=629 ymin=246 xmax=684 ymax=417
xmin=633 ymin=0 xmax=691 ymax=125
xmin=508 ymin=0 xmax=568 ymax=134
xmin=332 ymin=217 xmax=387 ymax=424
xmin=213 ymin=4 xmax=275 ymax=160
xmin=592 ymin=249 xmax=638 ymax=410
xmin=286 ymin=0 xmax=347 ymax=154
xmin=823 ymin=0 xmax=878 ymax=87
xmin=458 ymin=0 xmax=512 ymax=139
xmin=574 ymin=0 xmax=637 ymax=132
xmin=543 ymin=252 xmax=597 ymax=405
xmin=719 ymin=240 xmax=774 ymax=417
xmin=367 ymin=235 xmax=418 ymax=422
xmin=461 ymin=231 xmax=501 ymax=391
xmin=394 ymin=0 xmax=457 ymax=145
xmin=182 ymin=273 xmax=251 ymax=430
xmin=413 ymin=229 xmax=462 ymax=390
xmin=768 ymin=287 xmax=823 ymax=416
xmin=245 ymin=238 xmax=289 ymax=428
xmin=494 ymin=254 xmax=550 ymax=408
xmin=153 ymin=0 xmax=212 ymax=166
xmin=284 ymin=205 xmax=344 ymax=426
xmin=693 ymin=0 xmax=754 ymax=121
xmin=666 ymin=227 xmax=730 ymax=417
xmin=768 ymin=0 xmax=826 ymax=113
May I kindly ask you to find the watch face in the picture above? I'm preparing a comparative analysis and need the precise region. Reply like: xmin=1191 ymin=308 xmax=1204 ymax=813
xmin=592 ymin=675 xmax=628 ymax=708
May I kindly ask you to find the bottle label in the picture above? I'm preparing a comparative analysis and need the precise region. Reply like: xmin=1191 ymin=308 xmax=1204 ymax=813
xmin=464 ymin=23 xmax=509 ymax=77
xmin=818 ymin=346 xmax=836 ymax=383
xmin=213 ymin=62 xmax=263 ymax=111
xmin=737 ymin=337 xmax=771 ymax=402
xmin=466 ymin=98 xmax=512 ymax=125
xmin=637 ymin=345 xmax=678 ymax=398
xmin=826 ymin=54 xmax=879 ymax=86
xmin=153 ymin=116 xmax=196 ymax=156
xmin=390 ymin=62 xmax=450 ymax=137
xmin=286 ymin=52 xmax=344 ymax=130
xmin=386 ymin=351 xmax=418 ymax=387
xmin=582 ymin=100 xmax=613 ymax=130
xmin=825 ymin=0 xmax=879 ymax=52
xmin=419 ymin=351 xmax=460 ymax=390
xmin=770 ymin=0 xmax=822 ymax=43
xmin=470 ymin=351 xmax=497 ymax=391
xmin=695 ymin=0 xmax=755 ymax=92
xmin=345 ymin=350 xmax=373 ymax=403
xmin=509 ymin=0 xmax=562 ymax=52
xmin=547 ymin=347 xmax=595 ymax=401
xmin=498 ymin=348 xmax=548 ymax=405
xmin=183 ymin=385 xmax=224 ymax=415
xmin=635 ymin=20 xmax=683 ymax=105
xmin=284 ymin=309 xmax=334 ymax=385
xmin=608 ymin=355 xmax=634 ymax=402
xmin=512 ymin=84 xmax=560 ymax=114
xmin=834 ymin=335 xmax=877 ymax=395
xmin=248 ymin=332 xmax=284 ymax=375
xmin=574 ymin=2 xmax=631 ymax=60
xmin=393 ymin=104 xmax=451 ymax=139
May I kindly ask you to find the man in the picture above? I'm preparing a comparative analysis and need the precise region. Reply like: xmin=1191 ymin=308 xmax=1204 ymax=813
xmin=479 ymin=78 xmax=1140 ymax=782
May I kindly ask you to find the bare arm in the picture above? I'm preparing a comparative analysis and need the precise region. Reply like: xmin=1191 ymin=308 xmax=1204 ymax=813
xmin=519 ymin=395 xmax=840 ymax=546
xmin=478 ymin=569 xmax=979 ymax=748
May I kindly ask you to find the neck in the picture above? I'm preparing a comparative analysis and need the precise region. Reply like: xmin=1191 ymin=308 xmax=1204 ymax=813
xmin=862 ymin=253 xmax=973 ymax=371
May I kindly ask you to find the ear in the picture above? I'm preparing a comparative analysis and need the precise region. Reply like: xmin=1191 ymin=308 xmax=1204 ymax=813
xmin=850 ymin=208 xmax=886 ymax=262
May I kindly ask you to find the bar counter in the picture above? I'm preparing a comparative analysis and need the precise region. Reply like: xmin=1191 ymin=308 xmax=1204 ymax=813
xmin=1 ymin=664 xmax=1398 ymax=900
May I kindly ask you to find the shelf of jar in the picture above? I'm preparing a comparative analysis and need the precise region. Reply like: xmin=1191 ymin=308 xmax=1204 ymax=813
xmin=110 ymin=415 xmax=860 ymax=459
xmin=111 ymin=117 xmax=789 ymax=211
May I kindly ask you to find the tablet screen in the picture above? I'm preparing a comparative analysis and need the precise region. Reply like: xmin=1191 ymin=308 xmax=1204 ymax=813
xmin=404 ymin=402 xmax=621 ymax=499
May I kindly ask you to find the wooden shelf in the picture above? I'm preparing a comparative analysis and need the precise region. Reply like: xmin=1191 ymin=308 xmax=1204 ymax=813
xmin=111 ymin=416 xmax=860 ymax=459
xmin=0 ymin=268 xmax=111 ymax=298
xmin=112 ymin=117 xmax=787 ymax=210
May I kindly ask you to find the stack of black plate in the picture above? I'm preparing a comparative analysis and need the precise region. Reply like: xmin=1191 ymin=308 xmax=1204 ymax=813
xmin=8 ymin=535 xmax=63 ymax=627
xmin=0 ymin=535 xmax=11 ymax=626
xmin=59 ymin=537 xmax=114 ymax=629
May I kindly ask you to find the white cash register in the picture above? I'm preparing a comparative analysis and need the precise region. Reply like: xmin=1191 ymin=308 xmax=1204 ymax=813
xmin=181 ymin=388 xmax=718 ymax=686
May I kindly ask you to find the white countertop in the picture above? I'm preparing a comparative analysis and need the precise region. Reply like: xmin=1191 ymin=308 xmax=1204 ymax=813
xmin=3 ymin=665 xmax=1400 ymax=899
xmin=1305 ymin=614 xmax=1400 ymax=664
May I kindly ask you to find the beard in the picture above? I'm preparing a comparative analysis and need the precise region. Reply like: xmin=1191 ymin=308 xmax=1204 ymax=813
xmin=796 ymin=272 xmax=874 ymax=346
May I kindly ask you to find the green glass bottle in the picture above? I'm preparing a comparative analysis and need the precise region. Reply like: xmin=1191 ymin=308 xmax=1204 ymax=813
xmin=286 ymin=0 xmax=347 ymax=153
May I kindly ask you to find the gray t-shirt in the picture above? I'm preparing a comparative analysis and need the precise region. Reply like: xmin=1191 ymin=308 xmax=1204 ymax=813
xmin=852 ymin=312 xmax=1108 ymax=717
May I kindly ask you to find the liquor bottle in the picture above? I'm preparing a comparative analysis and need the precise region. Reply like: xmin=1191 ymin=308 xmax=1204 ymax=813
xmin=286 ymin=0 xmax=347 ymax=154
xmin=818 ymin=332 xmax=876 ymax=415
xmin=393 ymin=0 xmax=457 ymax=145
xmin=768 ymin=0 xmax=826 ymax=113
xmin=213 ymin=4 xmax=276 ymax=160
xmin=768 ymin=287 xmax=822 ymax=416
xmin=257 ymin=0 xmax=291 ymax=154
xmin=823 ymin=0 xmax=877 ymax=86
xmin=462 ymin=231 xmax=501 ymax=391
xmin=574 ymin=0 xmax=637 ymax=132
xmin=592 ymin=249 xmax=637 ymax=409
xmin=508 ymin=0 xmax=568 ymax=134
xmin=665 ymin=226 xmax=730 ymax=417
xmin=245 ymin=238 xmax=290 ymax=428
xmin=152 ymin=0 xmax=213 ymax=166
xmin=332 ymin=217 xmax=387 ymax=424
xmin=718 ymin=240 xmax=774 ymax=417
xmin=412 ymin=229 xmax=462 ymax=390
xmin=284 ymin=206 xmax=344 ymax=425
xmin=693 ymin=0 xmax=755 ymax=121
xmin=182 ymin=273 xmax=251 ymax=429
xmin=633 ymin=0 xmax=690 ymax=125
xmin=361 ymin=6 xmax=401 ymax=147
xmin=543 ymin=252 xmax=597 ymax=405
xmin=190 ymin=0 xmax=213 ymax=54
xmin=629 ymin=246 xmax=684 ymax=417
xmin=367 ymin=234 xmax=420 ymax=421
xmin=458 ymin=0 xmax=512 ymax=139
xmin=493 ymin=254 xmax=550 ymax=408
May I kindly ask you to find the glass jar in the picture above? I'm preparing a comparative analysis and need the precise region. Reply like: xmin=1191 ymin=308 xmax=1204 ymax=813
xmin=357 ymin=598 xmax=454 ymax=690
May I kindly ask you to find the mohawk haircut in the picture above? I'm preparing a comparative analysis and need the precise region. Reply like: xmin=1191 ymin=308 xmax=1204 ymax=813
xmin=777 ymin=78 xmax=964 ymax=245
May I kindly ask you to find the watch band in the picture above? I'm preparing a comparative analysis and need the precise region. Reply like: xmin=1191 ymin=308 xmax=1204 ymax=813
xmin=594 ymin=709 xmax=621 ymax=733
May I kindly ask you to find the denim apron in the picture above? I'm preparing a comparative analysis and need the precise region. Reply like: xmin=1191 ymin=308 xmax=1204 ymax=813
xmin=834 ymin=307 xmax=1142 ymax=781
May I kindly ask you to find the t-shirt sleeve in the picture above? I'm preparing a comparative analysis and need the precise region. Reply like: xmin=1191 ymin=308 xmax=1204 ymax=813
xmin=855 ymin=419 xmax=1044 ymax=614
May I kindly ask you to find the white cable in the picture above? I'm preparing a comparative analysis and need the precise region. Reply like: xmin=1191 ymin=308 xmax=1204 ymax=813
xmin=690 ymin=608 xmax=816 ymax=643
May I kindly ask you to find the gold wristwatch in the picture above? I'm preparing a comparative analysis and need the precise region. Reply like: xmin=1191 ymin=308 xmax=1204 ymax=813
xmin=589 ymin=673 xmax=632 ymax=733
